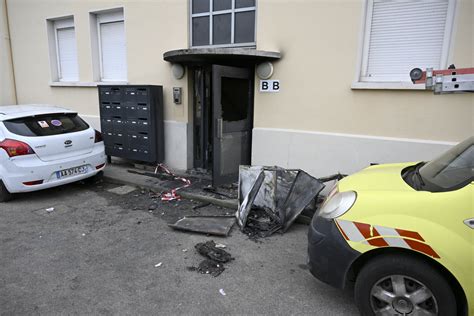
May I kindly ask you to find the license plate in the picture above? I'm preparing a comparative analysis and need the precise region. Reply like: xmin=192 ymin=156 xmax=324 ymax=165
xmin=56 ymin=166 xmax=88 ymax=179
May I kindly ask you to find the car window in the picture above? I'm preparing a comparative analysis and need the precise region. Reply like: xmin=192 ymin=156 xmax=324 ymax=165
xmin=3 ymin=113 xmax=89 ymax=137
xmin=419 ymin=137 xmax=474 ymax=191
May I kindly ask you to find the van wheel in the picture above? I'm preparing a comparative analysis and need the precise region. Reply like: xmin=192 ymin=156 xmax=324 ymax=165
xmin=0 ymin=182 xmax=13 ymax=202
xmin=354 ymin=254 xmax=456 ymax=316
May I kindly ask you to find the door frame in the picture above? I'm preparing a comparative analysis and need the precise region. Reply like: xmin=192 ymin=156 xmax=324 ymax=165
xmin=191 ymin=66 xmax=212 ymax=169
xmin=211 ymin=64 xmax=254 ymax=186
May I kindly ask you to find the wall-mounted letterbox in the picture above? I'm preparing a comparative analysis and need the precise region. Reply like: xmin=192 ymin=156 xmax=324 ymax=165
xmin=99 ymin=85 xmax=164 ymax=163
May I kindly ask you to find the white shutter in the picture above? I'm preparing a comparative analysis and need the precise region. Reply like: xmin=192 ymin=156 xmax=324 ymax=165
xmin=100 ymin=21 xmax=127 ymax=81
xmin=363 ymin=0 xmax=452 ymax=82
xmin=56 ymin=24 xmax=79 ymax=81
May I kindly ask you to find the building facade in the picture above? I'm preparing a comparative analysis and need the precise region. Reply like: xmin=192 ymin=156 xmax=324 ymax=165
xmin=1 ymin=0 xmax=473 ymax=182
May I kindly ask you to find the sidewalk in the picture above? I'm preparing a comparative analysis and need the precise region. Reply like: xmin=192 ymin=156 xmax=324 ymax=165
xmin=103 ymin=163 xmax=239 ymax=210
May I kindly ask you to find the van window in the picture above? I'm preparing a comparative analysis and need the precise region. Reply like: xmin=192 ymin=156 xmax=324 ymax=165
xmin=3 ymin=113 xmax=89 ymax=137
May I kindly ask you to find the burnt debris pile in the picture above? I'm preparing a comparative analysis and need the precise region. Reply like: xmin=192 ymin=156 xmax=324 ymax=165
xmin=242 ymin=207 xmax=282 ymax=239
xmin=188 ymin=240 xmax=234 ymax=277
xmin=237 ymin=166 xmax=325 ymax=240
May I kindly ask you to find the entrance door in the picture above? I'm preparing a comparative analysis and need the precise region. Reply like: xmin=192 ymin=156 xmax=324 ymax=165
xmin=212 ymin=65 xmax=253 ymax=186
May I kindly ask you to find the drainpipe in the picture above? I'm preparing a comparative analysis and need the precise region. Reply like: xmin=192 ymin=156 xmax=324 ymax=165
xmin=2 ymin=0 xmax=18 ymax=104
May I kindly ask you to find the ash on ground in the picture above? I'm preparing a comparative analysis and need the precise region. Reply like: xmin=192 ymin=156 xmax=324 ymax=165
xmin=188 ymin=240 xmax=234 ymax=277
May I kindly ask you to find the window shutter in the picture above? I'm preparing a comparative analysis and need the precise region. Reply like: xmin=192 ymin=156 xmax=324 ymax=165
xmin=363 ymin=0 xmax=451 ymax=82
xmin=100 ymin=21 xmax=127 ymax=81
xmin=57 ymin=27 xmax=79 ymax=81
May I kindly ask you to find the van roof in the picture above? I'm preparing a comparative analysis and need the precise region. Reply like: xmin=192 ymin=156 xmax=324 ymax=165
xmin=0 ymin=105 xmax=76 ymax=121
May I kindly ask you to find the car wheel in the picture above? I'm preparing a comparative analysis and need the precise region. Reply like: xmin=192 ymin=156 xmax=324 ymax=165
xmin=0 ymin=181 xmax=14 ymax=202
xmin=354 ymin=254 xmax=457 ymax=316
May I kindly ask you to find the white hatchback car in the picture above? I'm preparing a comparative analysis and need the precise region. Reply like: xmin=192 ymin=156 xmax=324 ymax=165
xmin=0 ymin=105 xmax=106 ymax=202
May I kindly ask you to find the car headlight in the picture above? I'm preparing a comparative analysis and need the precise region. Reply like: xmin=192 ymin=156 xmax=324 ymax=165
xmin=318 ymin=191 xmax=357 ymax=219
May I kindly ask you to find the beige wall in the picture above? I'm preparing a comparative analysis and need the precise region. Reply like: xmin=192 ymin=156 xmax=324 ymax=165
xmin=0 ymin=0 xmax=17 ymax=105
xmin=6 ymin=0 xmax=190 ymax=123
xmin=5 ymin=0 xmax=474 ymax=146
xmin=255 ymin=0 xmax=473 ymax=142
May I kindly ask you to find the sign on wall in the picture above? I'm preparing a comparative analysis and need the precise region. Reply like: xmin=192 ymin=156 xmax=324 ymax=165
xmin=260 ymin=80 xmax=280 ymax=93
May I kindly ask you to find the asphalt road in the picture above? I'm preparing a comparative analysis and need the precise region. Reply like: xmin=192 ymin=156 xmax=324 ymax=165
xmin=0 ymin=180 xmax=358 ymax=315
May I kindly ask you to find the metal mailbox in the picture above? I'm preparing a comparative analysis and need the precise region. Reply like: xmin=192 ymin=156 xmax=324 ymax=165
xmin=98 ymin=85 xmax=164 ymax=163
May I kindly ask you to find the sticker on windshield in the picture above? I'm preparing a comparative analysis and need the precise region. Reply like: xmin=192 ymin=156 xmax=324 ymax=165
xmin=51 ymin=119 xmax=62 ymax=127
xmin=38 ymin=121 xmax=49 ymax=128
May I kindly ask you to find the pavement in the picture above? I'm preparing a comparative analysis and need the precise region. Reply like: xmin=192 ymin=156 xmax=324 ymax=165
xmin=103 ymin=164 xmax=239 ymax=209
xmin=0 ymin=178 xmax=358 ymax=315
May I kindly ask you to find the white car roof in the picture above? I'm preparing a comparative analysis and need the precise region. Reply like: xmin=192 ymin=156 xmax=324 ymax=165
xmin=0 ymin=104 xmax=76 ymax=121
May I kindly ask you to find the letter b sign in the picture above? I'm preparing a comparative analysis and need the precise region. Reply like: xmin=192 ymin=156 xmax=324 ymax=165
xmin=260 ymin=80 xmax=280 ymax=93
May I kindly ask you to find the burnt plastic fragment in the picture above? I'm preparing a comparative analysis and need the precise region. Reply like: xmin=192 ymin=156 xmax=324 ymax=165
xmin=197 ymin=259 xmax=225 ymax=277
xmin=188 ymin=240 xmax=235 ymax=277
xmin=195 ymin=240 xmax=233 ymax=263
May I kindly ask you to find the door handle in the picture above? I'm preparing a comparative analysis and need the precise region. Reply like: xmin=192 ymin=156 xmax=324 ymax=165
xmin=217 ymin=118 xmax=223 ymax=139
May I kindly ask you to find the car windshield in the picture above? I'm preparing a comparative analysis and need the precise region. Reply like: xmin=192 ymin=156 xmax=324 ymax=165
xmin=419 ymin=136 xmax=474 ymax=191
xmin=3 ymin=113 xmax=89 ymax=137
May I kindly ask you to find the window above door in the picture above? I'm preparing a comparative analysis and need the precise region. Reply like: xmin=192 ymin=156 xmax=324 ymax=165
xmin=190 ymin=0 xmax=256 ymax=48
xmin=353 ymin=0 xmax=457 ymax=89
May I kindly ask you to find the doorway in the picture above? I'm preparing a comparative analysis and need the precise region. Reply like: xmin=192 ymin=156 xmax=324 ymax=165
xmin=192 ymin=65 xmax=254 ymax=186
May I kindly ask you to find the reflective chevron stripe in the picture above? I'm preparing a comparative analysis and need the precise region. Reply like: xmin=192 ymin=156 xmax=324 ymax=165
xmin=335 ymin=219 xmax=440 ymax=259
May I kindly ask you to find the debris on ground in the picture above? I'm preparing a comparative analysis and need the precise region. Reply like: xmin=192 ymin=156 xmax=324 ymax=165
xmin=127 ymin=165 xmax=237 ymax=201
xmin=242 ymin=208 xmax=282 ymax=239
xmin=155 ymin=262 xmax=162 ymax=267
xmin=107 ymin=185 xmax=137 ymax=195
xmin=196 ymin=259 xmax=225 ymax=277
xmin=219 ymin=289 xmax=226 ymax=296
xmin=192 ymin=202 xmax=211 ymax=210
xmin=195 ymin=240 xmax=234 ymax=263
xmin=203 ymin=186 xmax=234 ymax=199
xmin=215 ymin=243 xmax=226 ymax=249
xmin=237 ymin=166 xmax=325 ymax=240
xmin=45 ymin=207 xmax=55 ymax=213
xmin=188 ymin=240 xmax=234 ymax=277
xmin=168 ymin=216 xmax=235 ymax=236
xmin=154 ymin=164 xmax=191 ymax=201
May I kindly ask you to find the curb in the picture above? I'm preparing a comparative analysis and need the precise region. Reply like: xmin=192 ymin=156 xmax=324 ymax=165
xmin=103 ymin=174 xmax=239 ymax=210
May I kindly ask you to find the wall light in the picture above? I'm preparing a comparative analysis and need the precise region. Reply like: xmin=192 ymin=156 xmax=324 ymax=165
xmin=256 ymin=62 xmax=274 ymax=79
xmin=171 ymin=64 xmax=185 ymax=80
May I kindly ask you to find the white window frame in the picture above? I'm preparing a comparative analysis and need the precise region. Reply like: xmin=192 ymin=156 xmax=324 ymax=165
xmin=352 ymin=0 xmax=457 ymax=90
xmin=90 ymin=8 xmax=127 ymax=83
xmin=189 ymin=0 xmax=257 ymax=48
xmin=46 ymin=16 xmax=79 ymax=83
